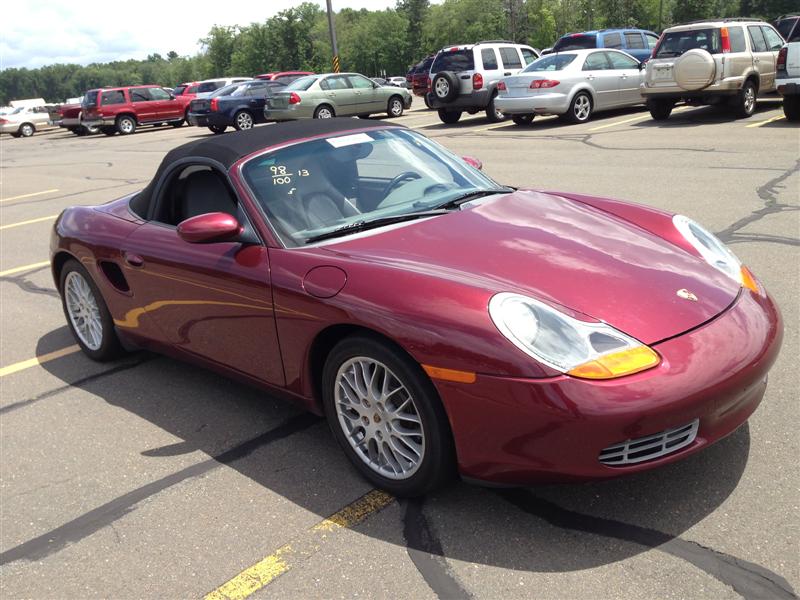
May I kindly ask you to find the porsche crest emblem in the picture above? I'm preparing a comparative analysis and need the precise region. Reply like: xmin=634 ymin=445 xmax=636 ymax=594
xmin=677 ymin=289 xmax=698 ymax=302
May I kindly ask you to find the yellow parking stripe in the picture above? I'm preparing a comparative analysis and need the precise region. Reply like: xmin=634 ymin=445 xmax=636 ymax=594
xmin=205 ymin=490 xmax=394 ymax=600
xmin=0 ymin=189 xmax=59 ymax=204
xmin=0 ymin=345 xmax=80 ymax=378
xmin=0 ymin=260 xmax=51 ymax=278
xmin=745 ymin=114 xmax=785 ymax=128
xmin=0 ymin=215 xmax=57 ymax=230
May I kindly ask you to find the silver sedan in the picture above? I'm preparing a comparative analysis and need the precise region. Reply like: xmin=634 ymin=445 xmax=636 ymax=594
xmin=495 ymin=48 xmax=646 ymax=125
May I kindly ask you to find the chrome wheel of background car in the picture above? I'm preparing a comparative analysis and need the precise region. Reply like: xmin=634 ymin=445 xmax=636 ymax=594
xmin=19 ymin=123 xmax=35 ymax=137
xmin=64 ymin=271 xmax=103 ymax=351
xmin=235 ymin=111 xmax=254 ymax=130
xmin=573 ymin=94 xmax=591 ymax=121
xmin=334 ymin=357 xmax=426 ymax=480
xmin=742 ymin=84 xmax=756 ymax=116
xmin=434 ymin=78 xmax=450 ymax=99
xmin=388 ymin=97 xmax=404 ymax=117
xmin=314 ymin=105 xmax=334 ymax=119
xmin=116 ymin=116 xmax=136 ymax=135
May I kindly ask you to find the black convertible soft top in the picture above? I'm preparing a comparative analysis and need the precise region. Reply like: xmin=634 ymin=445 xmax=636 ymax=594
xmin=131 ymin=118 xmax=404 ymax=217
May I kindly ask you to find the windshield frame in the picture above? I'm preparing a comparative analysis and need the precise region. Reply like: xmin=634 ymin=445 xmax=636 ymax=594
xmin=237 ymin=127 xmax=505 ymax=248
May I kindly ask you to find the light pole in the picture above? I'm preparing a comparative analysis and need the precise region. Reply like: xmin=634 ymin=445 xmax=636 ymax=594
xmin=326 ymin=0 xmax=340 ymax=73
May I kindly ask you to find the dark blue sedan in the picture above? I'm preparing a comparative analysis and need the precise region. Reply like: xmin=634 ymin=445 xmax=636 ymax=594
xmin=188 ymin=80 xmax=286 ymax=134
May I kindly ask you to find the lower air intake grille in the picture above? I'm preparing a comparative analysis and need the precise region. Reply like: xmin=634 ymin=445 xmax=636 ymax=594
xmin=599 ymin=419 xmax=699 ymax=466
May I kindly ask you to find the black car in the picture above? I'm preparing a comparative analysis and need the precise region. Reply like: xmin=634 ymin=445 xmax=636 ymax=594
xmin=188 ymin=80 xmax=286 ymax=134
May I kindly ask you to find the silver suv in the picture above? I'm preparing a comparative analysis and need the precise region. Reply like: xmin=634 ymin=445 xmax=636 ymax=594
xmin=642 ymin=19 xmax=784 ymax=119
xmin=427 ymin=41 xmax=539 ymax=124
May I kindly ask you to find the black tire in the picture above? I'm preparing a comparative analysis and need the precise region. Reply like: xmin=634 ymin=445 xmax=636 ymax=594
xmin=59 ymin=259 xmax=124 ymax=362
xmin=647 ymin=99 xmax=674 ymax=120
xmin=314 ymin=104 xmax=335 ymax=119
xmin=171 ymin=120 xmax=184 ymax=127
xmin=84 ymin=123 xmax=100 ymax=135
xmin=19 ymin=123 xmax=35 ymax=137
xmin=733 ymin=80 xmax=757 ymax=118
xmin=783 ymin=96 xmax=800 ymax=122
xmin=431 ymin=71 xmax=460 ymax=103
xmin=116 ymin=115 xmax=136 ymax=135
xmin=321 ymin=335 xmax=455 ymax=497
xmin=564 ymin=91 xmax=593 ymax=123
xmin=233 ymin=110 xmax=254 ymax=130
xmin=437 ymin=109 xmax=462 ymax=124
xmin=387 ymin=95 xmax=404 ymax=118
xmin=357 ymin=114 xmax=371 ymax=119
xmin=10 ymin=132 xmax=21 ymax=138
xmin=101 ymin=126 xmax=116 ymax=136
xmin=512 ymin=114 xmax=535 ymax=126
xmin=485 ymin=94 xmax=507 ymax=123
xmin=208 ymin=125 xmax=227 ymax=134
xmin=424 ymin=94 xmax=433 ymax=109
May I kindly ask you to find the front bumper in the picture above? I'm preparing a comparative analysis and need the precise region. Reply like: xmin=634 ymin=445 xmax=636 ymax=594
xmin=436 ymin=287 xmax=782 ymax=485
xmin=495 ymin=93 xmax=570 ymax=116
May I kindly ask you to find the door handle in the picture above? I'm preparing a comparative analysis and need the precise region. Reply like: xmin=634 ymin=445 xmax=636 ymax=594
xmin=124 ymin=252 xmax=144 ymax=267
xmin=460 ymin=75 xmax=470 ymax=79
xmin=586 ymin=74 xmax=595 ymax=80
xmin=504 ymin=72 xmax=512 ymax=76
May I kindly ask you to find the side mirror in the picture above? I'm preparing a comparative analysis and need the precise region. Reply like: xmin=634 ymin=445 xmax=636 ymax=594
xmin=177 ymin=212 xmax=242 ymax=243
xmin=462 ymin=156 xmax=483 ymax=170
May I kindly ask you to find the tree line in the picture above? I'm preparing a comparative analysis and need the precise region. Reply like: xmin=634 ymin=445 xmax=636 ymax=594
xmin=1 ymin=0 xmax=794 ymax=104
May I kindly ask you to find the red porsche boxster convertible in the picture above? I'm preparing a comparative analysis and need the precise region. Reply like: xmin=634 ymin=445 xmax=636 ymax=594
xmin=51 ymin=119 xmax=782 ymax=496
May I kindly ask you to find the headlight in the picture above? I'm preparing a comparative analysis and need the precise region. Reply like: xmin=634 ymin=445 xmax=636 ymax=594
xmin=672 ymin=214 xmax=758 ymax=292
xmin=488 ymin=293 xmax=660 ymax=380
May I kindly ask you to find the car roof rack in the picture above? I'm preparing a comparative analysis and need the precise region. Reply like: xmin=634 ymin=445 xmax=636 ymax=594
xmin=681 ymin=17 xmax=759 ymax=25
xmin=475 ymin=40 xmax=517 ymax=45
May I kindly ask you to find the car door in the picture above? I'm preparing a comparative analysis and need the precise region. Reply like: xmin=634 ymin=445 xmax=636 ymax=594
xmin=623 ymin=32 xmax=648 ymax=62
xmin=480 ymin=47 xmax=503 ymax=87
xmin=760 ymin=25 xmax=784 ymax=91
xmin=122 ymin=165 xmax=284 ymax=386
xmin=319 ymin=75 xmax=355 ymax=115
xmin=129 ymin=87 xmax=155 ymax=122
xmin=346 ymin=74 xmax=382 ymax=113
xmin=602 ymin=32 xmax=624 ymax=52
xmin=607 ymin=51 xmax=644 ymax=105
xmin=581 ymin=51 xmax=617 ymax=109
xmin=147 ymin=86 xmax=183 ymax=120
xmin=747 ymin=25 xmax=774 ymax=91
xmin=498 ymin=46 xmax=524 ymax=76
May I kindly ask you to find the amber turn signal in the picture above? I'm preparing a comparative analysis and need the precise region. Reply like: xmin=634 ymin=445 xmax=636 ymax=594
xmin=741 ymin=266 xmax=760 ymax=294
xmin=422 ymin=364 xmax=477 ymax=384
xmin=567 ymin=346 xmax=660 ymax=380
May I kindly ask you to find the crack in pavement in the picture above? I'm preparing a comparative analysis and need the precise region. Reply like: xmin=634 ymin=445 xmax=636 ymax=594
xmin=0 ymin=413 xmax=320 ymax=565
xmin=403 ymin=498 xmax=472 ymax=599
xmin=0 ymin=270 xmax=60 ymax=299
xmin=499 ymin=489 xmax=797 ymax=600
xmin=717 ymin=159 xmax=800 ymax=244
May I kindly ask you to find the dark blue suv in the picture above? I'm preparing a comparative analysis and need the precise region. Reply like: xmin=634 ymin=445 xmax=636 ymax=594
xmin=188 ymin=80 xmax=286 ymax=134
xmin=549 ymin=29 xmax=660 ymax=62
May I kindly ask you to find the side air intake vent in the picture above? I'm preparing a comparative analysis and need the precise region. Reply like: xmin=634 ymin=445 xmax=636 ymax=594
xmin=99 ymin=261 xmax=130 ymax=293
xmin=599 ymin=419 xmax=699 ymax=466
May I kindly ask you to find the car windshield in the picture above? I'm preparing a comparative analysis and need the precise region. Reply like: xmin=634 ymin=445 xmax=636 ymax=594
xmin=242 ymin=128 xmax=505 ymax=247
xmin=522 ymin=53 xmax=578 ymax=72
xmin=655 ymin=28 xmax=722 ymax=57
xmin=173 ymin=85 xmax=189 ymax=95
xmin=775 ymin=18 xmax=797 ymax=39
xmin=285 ymin=76 xmax=318 ymax=91
xmin=431 ymin=50 xmax=475 ymax=72
xmin=554 ymin=34 xmax=596 ymax=51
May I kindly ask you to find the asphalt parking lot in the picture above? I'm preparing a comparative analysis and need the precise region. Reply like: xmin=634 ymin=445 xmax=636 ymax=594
xmin=1 ymin=101 xmax=798 ymax=599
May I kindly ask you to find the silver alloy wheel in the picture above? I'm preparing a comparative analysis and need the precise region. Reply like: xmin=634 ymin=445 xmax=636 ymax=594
xmin=316 ymin=106 xmax=333 ymax=119
xmin=119 ymin=117 xmax=135 ymax=133
xmin=435 ymin=78 xmax=450 ymax=99
xmin=574 ymin=94 xmax=591 ymax=121
xmin=236 ymin=112 xmax=254 ymax=129
xmin=334 ymin=357 xmax=425 ymax=480
xmin=743 ymin=85 xmax=756 ymax=114
xmin=64 ymin=271 xmax=103 ymax=351
xmin=389 ymin=98 xmax=403 ymax=116
xmin=20 ymin=123 xmax=34 ymax=137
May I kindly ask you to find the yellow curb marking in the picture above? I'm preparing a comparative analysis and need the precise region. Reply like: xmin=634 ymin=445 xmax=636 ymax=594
xmin=0 ymin=189 xmax=59 ymax=203
xmin=0 ymin=215 xmax=57 ymax=230
xmin=0 ymin=345 xmax=80 ymax=378
xmin=745 ymin=114 xmax=786 ymax=128
xmin=0 ymin=260 xmax=51 ymax=278
xmin=205 ymin=490 xmax=394 ymax=600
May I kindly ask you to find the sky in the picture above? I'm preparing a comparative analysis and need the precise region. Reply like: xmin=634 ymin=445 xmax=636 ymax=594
xmin=1 ymin=0 xmax=398 ymax=70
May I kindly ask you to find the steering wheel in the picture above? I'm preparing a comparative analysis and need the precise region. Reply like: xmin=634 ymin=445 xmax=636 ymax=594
xmin=382 ymin=171 xmax=421 ymax=198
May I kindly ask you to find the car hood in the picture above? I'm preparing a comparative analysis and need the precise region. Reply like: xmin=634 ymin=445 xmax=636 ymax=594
xmin=322 ymin=189 xmax=740 ymax=344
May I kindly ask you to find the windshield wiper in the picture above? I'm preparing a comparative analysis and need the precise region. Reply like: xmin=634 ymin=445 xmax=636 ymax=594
xmin=305 ymin=210 xmax=449 ymax=244
xmin=433 ymin=188 xmax=512 ymax=210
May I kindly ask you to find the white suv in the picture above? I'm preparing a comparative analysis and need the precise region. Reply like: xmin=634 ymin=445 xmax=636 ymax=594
xmin=427 ymin=41 xmax=539 ymax=124
xmin=642 ymin=19 xmax=784 ymax=119
xmin=776 ymin=18 xmax=800 ymax=121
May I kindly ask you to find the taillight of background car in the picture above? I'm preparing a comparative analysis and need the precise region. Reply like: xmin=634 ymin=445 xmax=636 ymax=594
xmin=473 ymin=73 xmax=483 ymax=90
xmin=530 ymin=80 xmax=560 ymax=89
xmin=289 ymin=93 xmax=302 ymax=104
xmin=210 ymin=98 xmax=219 ymax=111
xmin=720 ymin=27 xmax=731 ymax=53
xmin=497 ymin=81 xmax=507 ymax=91
xmin=777 ymin=46 xmax=788 ymax=70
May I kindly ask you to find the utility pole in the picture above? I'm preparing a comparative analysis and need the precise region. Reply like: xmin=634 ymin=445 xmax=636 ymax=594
xmin=657 ymin=0 xmax=663 ymax=32
xmin=326 ymin=0 xmax=340 ymax=73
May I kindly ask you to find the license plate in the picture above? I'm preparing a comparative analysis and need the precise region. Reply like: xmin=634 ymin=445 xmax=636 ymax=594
xmin=654 ymin=67 xmax=672 ymax=81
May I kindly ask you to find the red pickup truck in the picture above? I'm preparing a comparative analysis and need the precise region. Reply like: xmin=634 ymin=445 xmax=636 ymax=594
xmin=82 ymin=85 xmax=192 ymax=135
